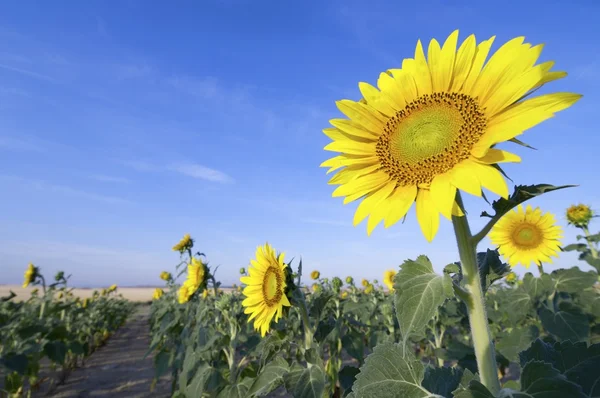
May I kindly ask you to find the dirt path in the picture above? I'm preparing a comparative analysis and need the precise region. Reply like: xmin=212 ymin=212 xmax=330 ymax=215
xmin=46 ymin=305 xmax=171 ymax=398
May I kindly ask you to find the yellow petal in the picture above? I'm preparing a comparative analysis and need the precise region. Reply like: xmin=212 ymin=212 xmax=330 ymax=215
xmin=383 ymin=185 xmax=417 ymax=228
xmin=336 ymin=100 xmax=385 ymax=132
xmin=430 ymin=30 xmax=458 ymax=92
xmin=430 ymin=173 xmax=457 ymax=220
xmin=451 ymin=34 xmax=477 ymax=91
xmin=332 ymin=171 xmax=390 ymax=199
xmin=471 ymin=162 xmax=509 ymax=199
xmin=415 ymin=189 xmax=440 ymax=242
xmin=449 ymin=161 xmax=482 ymax=197
xmin=413 ymin=40 xmax=433 ymax=95
xmin=391 ymin=65 xmax=419 ymax=104
xmin=329 ymin=119 xmax=378 ymax=140
xmin=377 ymin=72 xmax=406 ymax=110
xmin=353 ymin=181 xmax=396 ymax=227
xmin=358 ymin=82 xmax=397 ymax=117
xmin=475 ymin=148 xmax=521 ymax=164
xmin=324 ymin=140 xmax=376 ymax=155
xmin=462 ymin=36 xmax=496 ymax=93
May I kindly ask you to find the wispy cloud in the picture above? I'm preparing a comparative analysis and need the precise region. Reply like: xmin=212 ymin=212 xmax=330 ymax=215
xmin=0 ymin=175 xmax=132 ymax=204
xmin=168 ymin=162 xmax=234 ymax=183
xmin=0 ymin=136 xmax=45 ymax=152
xmin=89 ymin=174 xmax=130 ymax=183
xmin=0 ymin=63 xmax=57 ymax=82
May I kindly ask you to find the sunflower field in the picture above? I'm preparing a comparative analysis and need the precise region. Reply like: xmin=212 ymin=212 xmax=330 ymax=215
xmin=0 ymin=266 xmax=132 ymax=397
xmin=145 ymin=30 xmax=600 ymax=398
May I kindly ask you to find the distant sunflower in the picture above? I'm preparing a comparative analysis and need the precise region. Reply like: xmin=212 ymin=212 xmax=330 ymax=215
xmin=566 ymin=204 xmax=594 ymax=228
xmin=108 ymin=284 xmax=117 ymax=292
xmin=489 ymin=205 xmax=563 ymax=268
xmin=178 ymin=282 xmax=192 ymax=304
xmin=240 ymin=243 xmax=291 ymax=337
xmin=361 ymin=278 xmax=370 ymax=287
xmin=364 ymin=284 xmax=374 ymax=294
xmin=160 ymin=271 xmax=172 ymax=281
xmin=153 ymin=288 xmax=164 ymax=300
xmin=310 ymin=270 xmax=320 ymax=280
xmin=23 ymin=263 xmax=37 ymax=288
xmin=383 ymin=270 xmax=397 ymax=291
xmin=321 ymin=30 xmax=580 ymax=241
xmin=173 ymin=233 xmax=193 ymax=252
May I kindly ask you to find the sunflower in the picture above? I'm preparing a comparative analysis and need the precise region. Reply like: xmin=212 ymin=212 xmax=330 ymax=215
xmin=361 ymin=278 xmax=370 ymax=287
xmin=383 ymin=270 xmax=397 ymax=291
xmin=160 ymin=271 xmax=172 ymax=281
xmin=240 ymin=243 xmax=291 ymax=337
xmin=108 ymin=284 xmax=117 ymax=292
xmin=566 ymin=204 xmax=594 ymax=228
xmin=173 ymin=233 xmax=193 ymax=252
xmin=311 ymin=283 xmax=321 ymax=293
xmin=341 ymin=291 xmax=349 ymax=299
xmin=505 ymin=272 xmax=517 ymax=284
xmin=321 ymin=30 xmax=580 ymax=241
xmin=489 ymin=205 xmax=563 ymax=268
xmin=345 ymin=276 xmax=354 ymax=285
xmin=153 ymin=288 xmax=164 ymax=300
xmin=364 ymin=284 xmax=374 ymax=294
xmin=310 ymin=270 xmax=320 ymax=280
xmin=202 ymin=289 xmax=209 ymax=299
xmin=23 ymin=264 xmax=37 ymax=288
xmin=178 ymin=282 xmax=192 ymax=304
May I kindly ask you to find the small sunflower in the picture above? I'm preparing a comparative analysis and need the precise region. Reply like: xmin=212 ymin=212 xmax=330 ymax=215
xmin=173 ymin=233 xmax=193 ymax=252
xmin=108 ymin=284 xmax=117 ymax=292
xmin=341 ymin=291 xmax=349 ymax=299
xmin=321 ymin=30 xmax=580 ymax=241
xmin=240 ymin=243 xmax=291 ymax=337
xmin=361 ymin=278 xmax=370 ymax=287
xmin=489 ymin=205 xmax=563 ymax=268
xmin=566 ymin=204 xmax=594 ymax=228
xmin=311 ymin=283 xmax=321 ymax=293
xmin=160 ymin=271 xmax=172 ymax=281
xmin=202 ymin=289 xmax=209 ymax=299
xmin=310 ymin=270 xmax=320 ymax=280
xmin=153 ymin=288 xmax=164 ymax=300
xmin=505 ymin=272 xmax=517 ymax=284
xmin=345 ymin=276 xmax=354 ymax=285
xmin=23 ymin=263 xmax=37 ymax=288
xmin=364 ymin=284 xmax=374 ymax=294
xmin=383 ymin=270 xmax=397 ymax=291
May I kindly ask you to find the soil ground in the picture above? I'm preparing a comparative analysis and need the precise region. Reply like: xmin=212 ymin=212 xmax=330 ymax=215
xmin=43 ymin=305 xmax=171 ymax=398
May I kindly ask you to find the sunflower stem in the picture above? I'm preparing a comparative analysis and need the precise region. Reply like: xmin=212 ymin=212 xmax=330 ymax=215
xmin=297 ymin=289 xmax=314 ymax=351
xmin=452 ymin=194 xmax=501 ymax=394
xmin=583 ymin=226 xmax=599 ymax=259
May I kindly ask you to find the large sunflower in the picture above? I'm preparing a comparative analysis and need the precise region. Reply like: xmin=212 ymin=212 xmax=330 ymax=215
xmin=240 ymin=243 xmax=291 ymax=337
xmin=489 ymin=205 xmax=563 ymax=268
xmin=321 ymin=30 xmax=581 ymax=241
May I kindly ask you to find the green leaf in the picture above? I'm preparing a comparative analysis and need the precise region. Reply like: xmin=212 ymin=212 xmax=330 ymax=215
xmin=520 ymin=339 xmax=600 ymax=397
xmin=581 ymin=253 xmax=600 ymax=273
xmin=504 ymin=291 xmax=533 ymax=324
xmin=0 ymin=353 xmax=29 ymax=374
xmin=522 ymin=273 xmax=554 ymax=301
xmin=509 ymin=360 xmax=586 ymax=398
xmin=394 ymin=255 xmax=453 ymax=347
xmin=291 ymin=365 xmax=326 ymax=398
xmin=453 ymin=380 xmax=494 ymax=398
xmin=69 ymin=341 xmax=85 ymax=356
xmin=339 ymin=366 xmax=360 ymax=397
xmin=154 ymin=350 xmax=170 ymax=379
xmin=185 ymin=362 xmax=213 ymax=397
xmin=496 ymin=326 xmax=539 ymax=362
xmin=216 ymin=381 xmax=252 ymax=398
xmin=562 ymin=244 xmax=588 ymax=253
xmin=44 ymin=341 xmax=67 ymax=364
xmin=551 ymin=267 xmax=598 ymax=293
xmin=480 ymin=184 xmax=575 ymax=219
xmin=350 ymin=342 xmax=433 ymax=398
xmin=539 ymin=303 xmax=590 ymax=343
xmin=342 ymin=328 xmax=366 ymax=364
xmin=422 ymin=366 xmax=463 ymax=398
xmin=284 ymin=362 xmax=305 ymax=392
xmin=309 ymin=290 xmax=334 ymax=322
xmin=477 ymin=249 xmax=510 ymax=291
xmin=450 ymin=369 xmax=480 ymax=397
xmin=247 ymin=356 xmax=289 ymax=397
xmin=46 ymin=325 xmax=69 ymax=340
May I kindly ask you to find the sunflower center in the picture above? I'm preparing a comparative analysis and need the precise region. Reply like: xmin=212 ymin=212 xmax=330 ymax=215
xmin=376 ymin=92 xmax=487 ymax=186
xmin=262 ymin=266 xmax=283 ymax=307
xmin=512 ymin=223 xmax=543 ymax=248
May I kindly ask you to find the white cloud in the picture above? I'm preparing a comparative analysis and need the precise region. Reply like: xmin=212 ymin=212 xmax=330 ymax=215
xmin=168 ymin=162 xmax=234 ymax=183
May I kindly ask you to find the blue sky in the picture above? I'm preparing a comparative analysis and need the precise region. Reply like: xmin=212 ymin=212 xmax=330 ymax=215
xmin=1 ymin=0 xmax=599 ymax=288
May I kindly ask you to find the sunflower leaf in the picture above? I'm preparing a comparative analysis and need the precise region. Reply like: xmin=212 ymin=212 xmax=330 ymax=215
xmin=350 ymin=342 xmax=435 ymax=398
xmin=421 ymin=367 xmax=463 ymax=398
xmin=477 ymin=249 xmax=510 ymax=292
xmin=246 ymin=356 xmax=289 ymax=397
xmin=519 ymin=339 xmax=600 ymax=397
xmin=550 ymin=267 xmax=598 ymax=293
xmin=393 ymin=256 xmax=453 ymax=349
xmin=480 ymin=184 xmax=576 ymax=219
xmin=539 ymin=302 xmax=590 ymax=343
xmin=496 ymin=325 xmax=539 ymax=362
xmin=290 ymin=365 xmax=326 ymax=398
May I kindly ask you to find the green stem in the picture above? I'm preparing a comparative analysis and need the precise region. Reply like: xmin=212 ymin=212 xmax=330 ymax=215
xmin=583 ymin=227 xmax=599 ymax=259
xmin=39 ymin=300 xmax=46 ymax=320
xmin=537 ymin=263 xmax=545 ymax=275
xmin=452 ymin=195 xmax=501 ymax=394
xmin=297 ymin=289 xmax=314 ymax=351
